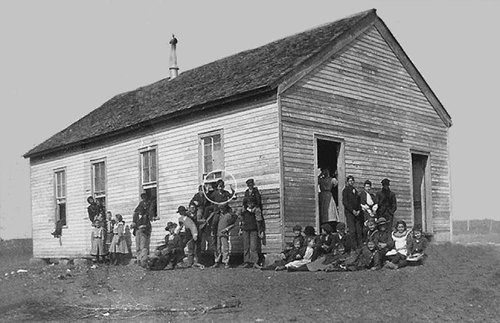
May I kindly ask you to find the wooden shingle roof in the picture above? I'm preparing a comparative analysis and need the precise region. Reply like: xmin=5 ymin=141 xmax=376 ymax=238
xmin=25 ymin=9 xmax=376 ymax=158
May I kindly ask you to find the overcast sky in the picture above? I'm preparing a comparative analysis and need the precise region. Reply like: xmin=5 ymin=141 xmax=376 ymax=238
xmin=1 ymin=0 xmax=498 ymax=239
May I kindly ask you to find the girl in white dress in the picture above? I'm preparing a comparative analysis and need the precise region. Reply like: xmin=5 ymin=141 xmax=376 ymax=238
xmin=384 ymin=220 xmax=411 ymax=269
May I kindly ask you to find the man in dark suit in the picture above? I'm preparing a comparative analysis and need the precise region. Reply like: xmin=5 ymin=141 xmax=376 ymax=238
xmin=376 ymin=178 xmax=397 ymax=229
xmin=342 ymin=175 xmax=363 ymax=248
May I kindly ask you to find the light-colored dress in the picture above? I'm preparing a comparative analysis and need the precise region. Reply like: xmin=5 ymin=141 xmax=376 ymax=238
xmin=285 ymin=246 xmax=314 ymax=268
xmin=318 ymin=176 xmax=339 ymax=223
xmin=386 ymin=230 xmax=411 ymax=257
xmin=109 ymin=222 xmax=128 ymax=254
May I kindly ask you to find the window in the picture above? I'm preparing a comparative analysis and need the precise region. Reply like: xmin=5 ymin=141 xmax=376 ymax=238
xmin=54 ymin=169 xmax=67 ymax=226
xmin=91 ymin=161 xmax=106 ymax=208
xmin=200 ymin=131 xmax=224 ymax=183
xmin=140 ymin=148 xmax=158 ymax=218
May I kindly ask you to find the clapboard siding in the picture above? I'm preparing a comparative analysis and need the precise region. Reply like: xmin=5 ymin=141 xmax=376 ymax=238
xmin=30 ymin=100 xmax=282 ymax=258
xmin=281 ymin=26 xmax=451 ymax=241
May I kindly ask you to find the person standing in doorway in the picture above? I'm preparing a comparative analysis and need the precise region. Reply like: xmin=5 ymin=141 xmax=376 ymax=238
xmin=376 ymin=178 xmax=397 ymax=229
xmin=342 ymin=175 xmax=363 ymax=248
xmin=318 ymin=168 xmax=339 ymax=228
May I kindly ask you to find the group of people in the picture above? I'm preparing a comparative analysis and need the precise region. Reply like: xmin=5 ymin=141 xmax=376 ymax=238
xmin=263 ymin=218 xmax=427 ymax=272
xmin=147 ymin=178 xmax=266 ymax=270
xmin=81 ymin=172 xmax=425 ymax=272
xmin=319 ymin=170 xmax=398 ymax=250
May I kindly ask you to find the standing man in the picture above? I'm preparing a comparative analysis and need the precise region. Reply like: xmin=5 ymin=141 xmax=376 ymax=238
xmin=132 ymin=193 xmax=154 ymax=267
xmin=342 ymin=175 xmax=363 ymax=248
xmin=376 ymin=178 xmax=397 ymax=229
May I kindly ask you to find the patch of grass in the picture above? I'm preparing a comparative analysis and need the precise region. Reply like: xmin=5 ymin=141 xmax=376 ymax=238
xmin=453 ymin=233 xmax=500 ymax=244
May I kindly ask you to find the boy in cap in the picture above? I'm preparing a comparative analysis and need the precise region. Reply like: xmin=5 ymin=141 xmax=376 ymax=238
xmin=239 ymin=198 xmax=265 ymax=268
xmin=331 ymin=222 xmax=356 ymax=254
xmin=376 ymin=178 xmax=397 ymax=229
xmin=243 ymin=178 xmax=262 ymax=211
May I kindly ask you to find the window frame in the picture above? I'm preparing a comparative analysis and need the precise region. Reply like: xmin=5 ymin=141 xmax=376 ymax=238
xmin=198 ymin=129 xmax=224 ymax=184
xmin=90 ymin=158 xmax=107 ymax=209
xmin=139 ymin=146 xmax=158 ymax=190
xmin=53 ymin=167 xmax=67 ymax=226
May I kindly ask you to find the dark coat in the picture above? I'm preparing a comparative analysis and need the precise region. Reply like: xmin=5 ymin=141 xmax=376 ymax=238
xmin=407 ymin=236 xmax=428 ymax=255
xmin=376 ymin=189 xmax=397 ymax=219
xmin=342 ymin=185 xmax=361 ymax=215
xmin=87 ymin=203 xmax=102 ymax=222
xmin=373 ymin=230 xmax=394 ymax=253
xmin=132 ymin=213 xmax=152 ymax=236
xmin=243 ymin=187 xmax=262 ymax=210
xmin=331 ymin=232 xmax=356 ymax=253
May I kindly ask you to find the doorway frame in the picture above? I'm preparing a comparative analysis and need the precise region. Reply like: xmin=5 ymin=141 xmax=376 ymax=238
xmin=409 ymin=149 xmax=433 ymax=232
xmin=313 ymin=134 xmax=345 ymax=231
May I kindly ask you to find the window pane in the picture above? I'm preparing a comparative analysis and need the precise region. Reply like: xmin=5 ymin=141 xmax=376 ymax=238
xmin=143 ymin=152 xmax=150 ymax=183
xmin=58 ymin=203 xmax=66 ymax=226
xmin=150 ymin=150 xmax=157 ymax=182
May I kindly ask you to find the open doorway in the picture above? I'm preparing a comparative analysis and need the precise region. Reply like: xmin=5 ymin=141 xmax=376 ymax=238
xmin=411 ymin=153 xmax=430 ymax=230
xmin=315 ymin=137 xmax=344 ymax=229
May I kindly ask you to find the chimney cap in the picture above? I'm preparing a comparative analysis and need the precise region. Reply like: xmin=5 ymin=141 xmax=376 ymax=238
xmin=169 ymin=34 xmax=178 ymax=45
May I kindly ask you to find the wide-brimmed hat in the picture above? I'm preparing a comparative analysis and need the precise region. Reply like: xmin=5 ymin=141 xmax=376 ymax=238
xmin=246 ymin=178 xmax=255 ymax=185
xmin=381 ymin=178 xmax=390 ymax=185
xmin=165 ymin=222 xmax=177 ymax=231
xmin=177 ymin=206 xmax=187 ymax=213
xmin=377 ymin=217 xmax=388 ymax=226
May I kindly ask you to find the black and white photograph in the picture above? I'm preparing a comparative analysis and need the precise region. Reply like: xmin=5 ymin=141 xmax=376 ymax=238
xmin=1 ymin=0 xmax=499 ymax=321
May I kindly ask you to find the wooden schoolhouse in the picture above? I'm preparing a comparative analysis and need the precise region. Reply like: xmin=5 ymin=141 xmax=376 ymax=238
xmin=24 ymin=9 xmax=452 ymax=258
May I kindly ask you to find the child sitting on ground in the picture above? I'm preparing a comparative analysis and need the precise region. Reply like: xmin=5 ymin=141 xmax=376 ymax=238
xmin=303 ymin=226 xmax=317 ymax=246
xmin=90 ymin=220 xmax=106 ymax=263
xmin=148 ymin=222 xmax=183 ymax=270
xmin=343 ymin=240 xmax=379 ymax=271
xmin=384 ymin=220 xmax=411 ymax=269
xmin=264 ymin=237 xmax=305 ymax=271
xmin=316 ymin=223 xmax=336 ymax=256
xmin=283 ymin=225 xmax=304 ymax=251
xmin=406 ymin=224 xmax=428 ymax=265
xmin=284 ymin=237 xmax=316 ymax=271
xmin=364 ymin=218 xmax=379 ymax=244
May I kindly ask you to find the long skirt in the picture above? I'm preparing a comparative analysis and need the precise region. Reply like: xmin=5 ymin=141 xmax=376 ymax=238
xmin=319 ymin=191 xmax=339 ymax=223
xmin=109 ymin=235 xmax=128 ymax=254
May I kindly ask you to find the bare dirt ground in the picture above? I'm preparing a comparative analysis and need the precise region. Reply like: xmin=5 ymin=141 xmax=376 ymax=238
xmin=1 ymin=241 xmax=499 ymax=322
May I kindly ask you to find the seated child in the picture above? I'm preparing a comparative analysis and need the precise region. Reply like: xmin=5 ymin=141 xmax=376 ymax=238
xmin=406 ymin=224 xmax=428 ymax=265
xmin=303 ymin=225 xmax=317 ymax=246
xmin=384 ymin=220 xmax=411 ymax=270
xmin=264 ymin=237 xmax=305 ymax=271
xmin=284 ymin=238 xmax=316 ymax=271
xmin=316 ymin=223 xmax=336 ymax=256
xmin=373 ymin=217 xmax=394 ymax=267
xmin=148 ymin=222 xmax=183 ymax=270
xmin=364 ymin=218 xmax=379 ymax=245
xmin=343 ymin=240 xmax=379 ymax=271
xmin=284 ymin=225 xmax=304 ymax=251
xmin=331 ymin=222 xmax=355 ymax=254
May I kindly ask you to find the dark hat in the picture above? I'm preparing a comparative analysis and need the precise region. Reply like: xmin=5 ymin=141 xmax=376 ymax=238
xmin=364 ymin=180 xmax=372 ymax=186
xmin=413 ymin=224 xmax=423 ymax=232
xmin=304 ymin=226 xmax=316 ymax=236
xmin=292 ymin=225 xmax=302 ymax=232
xmin=165 ymin=222 xmax=177 ymax=230
xmin=336 ymin=222 xmax=346 ymax=231
xmin=321 ymin=223 xmax=334 ymax=234
xmin=246 ymin=178 xmax=255 ymax=185
xmin=216 ymin=179 xmax=225 ymax=187
xmin=377 ymin=217 xmax=388 ymax=226
xmin=381 ymin=178 xmax=390 ymax=185
xmin=177 ymin=206 xmax=187 ymax=213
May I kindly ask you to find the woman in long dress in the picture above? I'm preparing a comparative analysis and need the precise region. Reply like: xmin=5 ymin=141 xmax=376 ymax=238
xmin=318 ymin=168 xmax=339 ymax=225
